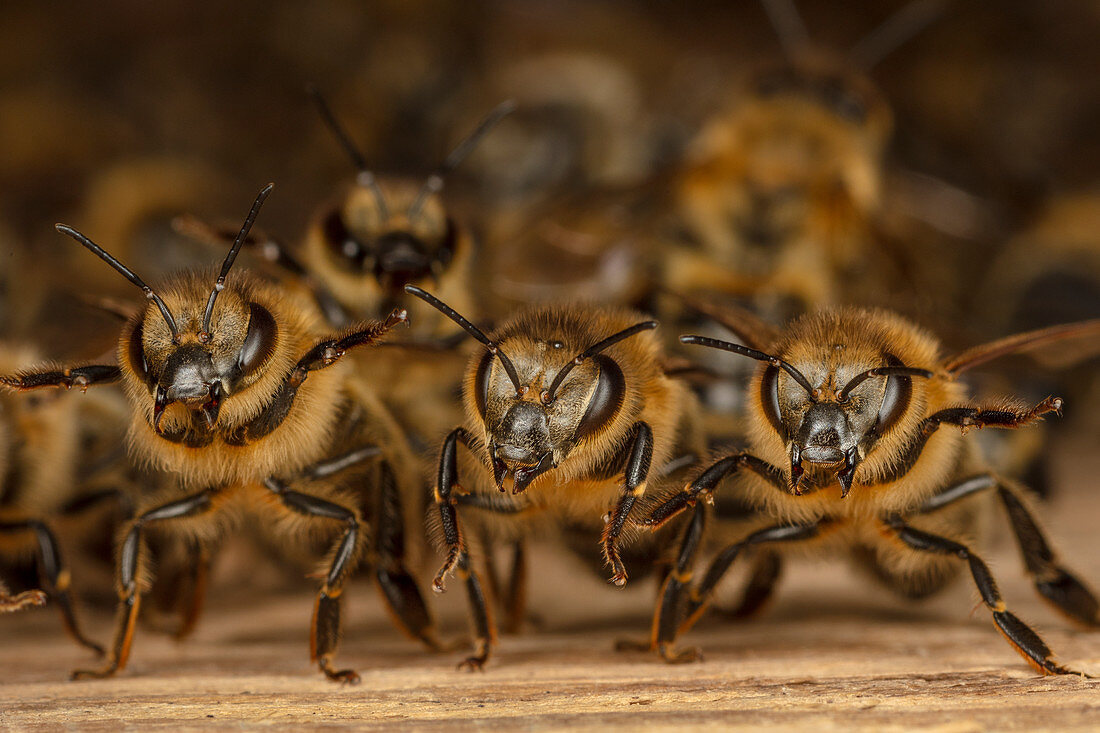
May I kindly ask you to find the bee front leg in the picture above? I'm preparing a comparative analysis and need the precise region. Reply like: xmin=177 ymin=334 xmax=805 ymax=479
xmin=433 ymin=427 xmax=496 ymax=670
xmin=883 ymin=517 xmax=1085 ymax=676
xmin=0 ymin=364 xmax=121 ymax=392
xmin=602 ymin=422 xmax=653 ymax=587
xmin=641 ymin=452 xmax=787 ymax=530
xmin=265 ymin=478 xmax=364 ymax=684
xmin=0 ymin=582 xmax=47 ymax=611
xmin=72 ymin=488 xmax=218 ymax=680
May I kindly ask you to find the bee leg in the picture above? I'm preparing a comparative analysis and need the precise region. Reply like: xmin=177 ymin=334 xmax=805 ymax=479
xmin=0 ymin=519 xmax=103 ymax=656
xmin=0 ymin=582 xmax=47 ymax=611
xmin=173 ymin=543 xmax=211 ymax=641
xmin=0 ymin=364 xmax=121 ymax=392
xmin=602 ymin=422 xmax=653 ymax=587
xmin=917 ymin=474 xmax=1100 ymax=628
xmin=72 ymin=488 xmax=217 ymax=680
xmin=883 ymin=518 xmax=1084 ymax=676
xmin=717 ymin=551 xmax=783 ymax=620
xmin=878 ymin=399 xmax=1064 ymax=485
xmin=637 ymin=502 xmax=708 ymax=663
xmin=455 ymin=553 xmax=494 ymax=671
xmin=678 ymin=521 xmax=828 ymax=641
xmin=500 ymin=541 xmax=529 ymax=634
xmin=433 ymin=427 xmax=497 ymax=668
xmin=295 ymin=308 xmax=408 ymax=374
xmin=996 ymin=481 xmax=1100 ymax=627
xmin=371 ymin=460 xmax=450 ymax=652
xmin=266 ymin=478 xmax=363 ymax=684
xmin=642 ymin=453 xmax=787 ymax=529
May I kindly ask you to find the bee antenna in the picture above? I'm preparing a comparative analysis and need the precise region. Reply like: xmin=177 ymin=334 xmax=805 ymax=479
xmin=542 ymin=321 xmax=658 ymax=404
xmin=680 ymin=335 xmax=816 ymax=395
xmin=407 ymin=99 xmax=516 ymax=224
xmin=848 ymin=0 xmax=948 ymax=70
xmin=201 ymin=183 xmax=274 ymax=337
xmin=403 ymin=285 xmax=523 ymax=395
xmin=760 ymin=0 xmax=811 ymax=60
xmin=837 ymin=366 xmax=933 ymax=401
xmin=55 ymin=223 xmax=180 ymax=342
xmin=307 ymin=84 xmax=390 ymax=221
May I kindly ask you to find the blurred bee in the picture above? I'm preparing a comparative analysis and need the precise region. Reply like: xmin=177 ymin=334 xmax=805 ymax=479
xmin=176 ymin=93 xmax=512 ymax=448
xmin=666 ymin=0 xmax=947 ymax=317
xmin=1 ymin=185 xmax=444 ymax=683
xmin=636 ymin=307 xmax=1100 ymax=674
xmin=661 ymin=0 xmax=950 ymax=448
xmin=979 ymin=191 xmax=1100 ymax=404
xmin=0 ymin=343 xmax=129 ymax=654
xmin=961 ymin=191 xmax=1100 ymax=501
xmin=403 ymin=285 xmax=703 ymax=669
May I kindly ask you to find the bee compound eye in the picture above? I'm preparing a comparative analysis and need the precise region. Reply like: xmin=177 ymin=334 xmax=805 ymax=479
xmin=128 ymin=321 xmax=153 ymax=386
xmin=238 ymin=303 xmax=277 ymax=376
xmin=760 ymin=364 xmax=784 ymax=438
xmin=874 ymin=354 xmax=913 ymax=436
xmin=573 ymin=355 xmax=624 ymax=441
xmin=474 ymin=350 xmax=493 ymax=418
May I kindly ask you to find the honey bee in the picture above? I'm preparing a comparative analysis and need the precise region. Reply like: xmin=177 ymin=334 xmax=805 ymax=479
xmin=175 ymin=93 xmax=512 ymax=448
xmin=403 ymin=285 xmax=703 ymax=669
xmin=0 ymin=343 xmax=130 ymax=654
xmin=637 ymin=307 xmax=1100 ymax=674
xmin=0 ymin=184 xmax=444 ymax=683
xmin=665 ymin=0 xmax=947 ymax=318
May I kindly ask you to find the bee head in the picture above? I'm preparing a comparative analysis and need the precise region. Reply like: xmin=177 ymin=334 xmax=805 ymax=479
xmin=406 ymin=287 xmax=653 ymax=494
xmin=58 ymin=183 xmax=277 ymax=435
xmin=682 ymin=319 xmax=932 ymax=497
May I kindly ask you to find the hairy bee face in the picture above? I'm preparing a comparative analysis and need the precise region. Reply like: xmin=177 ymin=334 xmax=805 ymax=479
xmin=471 ymin=334 xmax=627 ymax=494
xmin=316 ymin=182 xmax=457 ymax=296
xmin=125 ymin=273 xmax=278 ymax=433
xmin=757 ymin=329 xmax=924 ymax=496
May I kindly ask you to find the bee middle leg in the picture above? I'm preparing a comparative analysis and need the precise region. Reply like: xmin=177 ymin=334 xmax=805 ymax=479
xmin=882 ymin=517 xmax=1084 ymax=676
xmin=672 ymin=520 xmax=827 ymax=663
xmin=0 ymin=518 xmax=104 ymax=656
xmin=264 ymin=477 xmax=364 ymax=684
xmin=616 ymin=502 xmax=708 ymax=662
xmin=918 ymin=473 xmax=1100 ymax=627
xmin=716 ymin=551 xmax=784 ymax=620
xmin=72 ymin=488 xmax=219 ymax=680
xmin=499 ymin=541 xmax=528 ymax=634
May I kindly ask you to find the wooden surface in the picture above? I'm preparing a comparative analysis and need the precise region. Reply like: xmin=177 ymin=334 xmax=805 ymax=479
xmin=2 ymin=446 xmax=1100 ymax=731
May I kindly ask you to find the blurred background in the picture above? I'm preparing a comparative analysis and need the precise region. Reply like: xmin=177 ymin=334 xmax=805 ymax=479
xmin=1 ymin=0 xmax=1098 ymax=361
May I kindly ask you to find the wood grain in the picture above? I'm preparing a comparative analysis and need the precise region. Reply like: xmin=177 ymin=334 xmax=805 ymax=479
xmin=2 ymin=443 xmax=1099 ymax=731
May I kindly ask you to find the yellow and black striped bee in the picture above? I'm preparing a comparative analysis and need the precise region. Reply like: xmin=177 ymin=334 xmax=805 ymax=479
xmin=404 ymin=285 xmax=704 ymax=669
xmin=1 ymin=185 xmax=445 ymax=683
xmin=636 ymin=306 xmax=1100 ymax=675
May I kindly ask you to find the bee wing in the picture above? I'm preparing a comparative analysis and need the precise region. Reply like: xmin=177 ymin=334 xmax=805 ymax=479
xmin=665 ymin=289 xmax=780 ymax=350
xmin=944 ymin=319 xmax=1100 ymax=375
